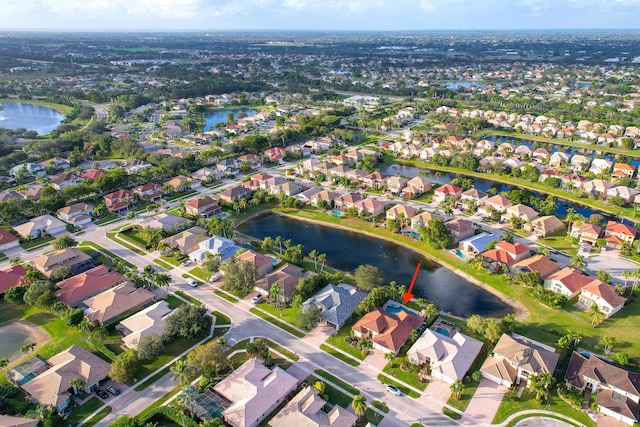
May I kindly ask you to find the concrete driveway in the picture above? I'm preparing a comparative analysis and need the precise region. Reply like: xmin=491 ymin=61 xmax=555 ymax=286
xmin=422 ymin=379 xmax=451 ymax=409
xmin=464 ymin=379 xmax=508 ymax=425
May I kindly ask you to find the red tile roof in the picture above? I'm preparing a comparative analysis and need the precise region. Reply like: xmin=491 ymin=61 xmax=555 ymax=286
xmin=582 ymin=281 xmax=627 ymax=309
xmin=352 ymin=308 xmax=424 ymax=353
xmin=0 ymin=265 xmax=27 ymax=294
xmin=0 ymin=228 xmax=19 ymax=246
xmin=606 ymin=222 xmax=637 ymax=238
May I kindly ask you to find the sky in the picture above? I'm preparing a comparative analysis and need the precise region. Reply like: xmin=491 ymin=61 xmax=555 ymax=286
xmin=1 ymin=0 xmax=640 ymax=31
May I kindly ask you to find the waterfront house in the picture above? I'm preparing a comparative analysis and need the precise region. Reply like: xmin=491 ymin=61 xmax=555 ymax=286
xmin=117 ymin=301 xmax=173 ymax=350
xmin=607 ymin=186 xmax=640 ymax=204
xmin=605 ymin=222 xmax=637 ymax=246
xmin=445 ymin=218 xmax=475 ymax=243
xmin=386 ymin=204 xmax=418 ymax=223
xmin=354 ymin=198 xmax=386 ymax=217
xmin=571 ymin=223 xmax=602 ymax=245
xmin=237 ymin=250 xmax=274 ymax=278
xmin=20 ymin=345 xmax=111 ymax=412
xmin=56 ymin=265 xmax=129 ymax=307
xmin=410 ymin=211 xmax=440 ymax=232
xmin=433 ymin=184 xmax=462 ymax=203
xmin=458 ymin=232 xmax=496 ymax=256
xmin=386 ymin=176 xmax=408 ymax=194
xmin=565 ymin=352 xmax=640 ymax=426
xmin=482 ymin=195 xmax=512 ymax=213
xmin=589 ymin=158 xmax=613 ymax=175
xmin=31 ymin=249 xmax=95 ymax=278
xmin=526 ymin=215 xmax=565 ymax=237
xmin=83 ymin=282 xmax=155 ymax=326
xmin=512 ymin=254 xmax=560 ymax=279
xmin=480 ymin=334 xmax=559 ymax=387
xmin=185 ymin=197 xmax=222 ymax=218
xmin=407 ymin=327 xmax=483 ymax=385
xmin=543 ymin=267 xmax=598 ymax=298
xmin=214 ymin=358 xmax=299 ymax=427
xmin=570 ymin=155 xmax=591 ymax=172
xmin=403 ymin=176 xmax=432 ymax=198
xmin=352 ymin=307 xmax=424 ymax=355
xmin=254 ymin=263 xmax=304 ymax=303
xmin=460 ymin=188 xmax=488 ymax=207
xmin=333 ymin=192 xmax=363 ymax=212
xmin=363 ymin=171 xmax=389 ymax=189
xmin=503 ymin=204 xmax=539 ymax=222
xmin=482 ymin=241 xmax=531 ymax=267
xmin=578 ymin=282 xmax=626 ymax=318
xmin=0 ymin=265 xmax=26 ymax=294
xmin=303 ymin=284 xmax=367 ymax=330
xmin=310 ymin=190 xmax=340 ymax=208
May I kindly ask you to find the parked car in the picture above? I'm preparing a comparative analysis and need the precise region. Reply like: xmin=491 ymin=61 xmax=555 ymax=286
xmin=386 ymin=384 xmax=402 ymax=396
xmin=96 ymin=389 xmax=109 ymax=399
xmin=106 ymin=385 xmax=120 ymax=396
xmin=251 ymin=294 xmax=263 ymax=304
xmin=186 ymin=278 xmax=198 ymax=287
xmin=180 ymin=260 xmax=191 ymax=267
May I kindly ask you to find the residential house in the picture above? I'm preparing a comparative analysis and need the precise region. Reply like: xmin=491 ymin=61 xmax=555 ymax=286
xmin=385 ymin=176 xmax=408 ymax=194
xmin=549 ymin=152 xmax=570 ymax=168
xmin=445 ymin=219 xmax=475 ymax=243
xmin=162 ymin=226 xmax=209 ymax=255
xmin=310 ymin=190 xmax=339 ymax=208
xmin=0 ymin=265 xmax=26 ymax=294
xmin=583 ymin=179 xmax=614 ymax=196
xmin=386 ymin=204 xmax=418 ymax=223
xmin=607 ymin=186 xmax=640 ymax=204
xmin=189 ymin=236 xmax=242 ymax=263
xmin=237 ymin=250 xmax=274 ymax=278
xmin=410 ymin=211 xmax=440 ymax=232
xmin=20 ymin=345 xmax=111 ymax=412
xmin=13 ymin=215 xmax=67 ymax=238
xmin=458 ymin=232 xmax=496 ymax=256
xmin=363 ymin=171 xmax=388 ymax=189
xmin=55 ymin=265 xmax=129 ymax=307
xmin=264 ymin=147 xmax=286 ymax=163
xmin=352 ymin=307 xmax=424 ymax=355
xmin=122 ymin=159 xmax=152 ymax=174
xmin=402 ymin=176 xmax=432 ymax=198
xmin=526 ymin=215 xmax=565 ymax=237
xmin=57 ymin=202 xmax=94 ymax=227
xmin=407 ymin=327 xmax=483 ymax=385
xmin=512 ymin=254 xmax=561 ymax=279
xmin=254 ymin=263 xmax=304 ymax=303
xmin=217 ymin=158 xmax=240 ymax=176
xmin=589 ymin=158 xmax=613 ymax=175
xmin=296 ymin=187 xmax=322 ymax=205
xmin=214 ymin=358 xmax=299 ymax=427
xmin=80 ymin=169 xmax=108 ymax=180
xmin=565 ymin=352 xmax=640 ymax=426
xmin=185 ymin=197 xmax=222 ymax=218
xmin=192 ymin=167 xmax=222 ymax=182
xmin=8 ymin=162 xmax=45 ymax=178
xmin=237 ymin=153 xmax=262 ymax=169
xmin=132 ymin=183 xmax=162 ymax=203
xmin=571 ymin=223 xmax=602 ymax=246
xmin=570 ymin=155 xmax=591 ymax=172
xmin=613 ymin=163 xmax=635 ymax=178
xmin=344 ymin=169 xmax=367 ymax=184
xmin=303 ymin=284 xmax=367 ymax=330
xmin=0 ymin=415 xmax=39 ymax=427
xmin=51 ymin=173 xmax=84 ymax=191
xmin=219 ymin=186 xmax=252 ymax=203
xmin=483 ymin=195 xmax=512 ymax=213
xmin=333 ymin=192 xmax=363 ymax=212
xmin=460 ymin=188 xmax=488 ymax=208
xmin=578 ymin=281 xmax=626 ymax=318
xmin=0 ymin=228 xmax=20 ymax=251
xmin=269 ymin=386 xmax=358 ymax=427
xmin=138 ymin=213 xmax=189 ymax=233
xmin=31 ymin=249 xmax=95 ymax=277
xmin=354 ymin=198 xmax=386 ymax=217
xmin=483 ymin=241 xmax=531 ymax=267
xmin=480 ymin=334 xmax=559 ymax=387
xmin=605 ymin=222 xmax=637 ymax=247
xmin=103 ymin=189 xmax=133 ymax=214
xmin=503 ymin=204 xmax=539 ymax=222
xmin=327 ymin=165 xmax=352 ymax=179
xmin=164 ymin=175 xmax=201 ymax=191
xmin=0 ymin=190 xmax=24 ymax=203
xmin=83 ymin=282 xmax=155 ymax=326
xmin=273 ymin=182 xmax=303 ymax=197
xmin=433 ymin=184 xmax=462 ymax=203
xmin=116 ymin=301 xmax=173 ymax=350
xmin=543 ymin=267 xmax=599 ymax=298
xmin=39 ymin=157 xmax=70 ymax=170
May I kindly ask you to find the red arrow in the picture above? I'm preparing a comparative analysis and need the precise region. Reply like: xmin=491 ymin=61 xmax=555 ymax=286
xmin=403 ymin=263 xmax=421 ymax=304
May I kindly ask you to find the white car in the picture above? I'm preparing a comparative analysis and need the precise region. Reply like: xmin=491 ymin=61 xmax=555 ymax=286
xmin=251 ymin=294 xmax=263 ymax=304
xmin=186 ymin=278 xmax=198 ymax=287
xmin=386 ymin=384 xmax=402 ymax=396
xmin=180 ymin=260 xmax=191 ymax=267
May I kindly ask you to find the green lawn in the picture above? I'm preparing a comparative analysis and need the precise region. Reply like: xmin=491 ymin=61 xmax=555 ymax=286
xmin=83 ymin=406 xmax=112 ymax=427
xmin=255 ymin=301 xmax=301 ymax=327
xmin=319 ymin=344 xmax=360 ymax=367
xmin=94 ymin=213 xmax=120 ymax=226
xmin=189 ymin=266 xmax=211 ymax=281
xmin=133 ymin=338 xmax=201 ymax=385
xmin=174 ymin=290 xmax=202 ymax=306
xmin=212 ymin=311 xmax=231 ymax=325
xmin=538 ymin=231 xmax=579 ymax=256
xmin=493 ymin=390 xmax=594 ymax=426
xmin=214 ymin=290 xmax=239 ymax=303
xmin=0 ymin=252 xmax=7 ymax=262
xmin=313 ymin=370 xmax=359 ymax=395
xmin=382 ymin=357 xmax=428 ymax=391
xmin=364 ymin=407 xmax=384 ymax=425
xmin=164 ymin=294 xmax=186 ymax=309
xmin=160 ymin=252 xmax=188 ymax=266
xmin=371 ymin=400 xmax=389 ymax=413
xmin=443 ymin=407 xmax=462 ymax=420
xmin=377 ymin=374 xmax=420 ymax=398
xmin=21 ymin=236 xmax=54 ymax=251
xmin=153 ymin=258 xmax=174 ymax=270
xmin=106 ymin=230 xmax=146 ymax=255
xmin=77 ymin=241 xmax=136 ymax=269
xmin=166 ymin=190 xmax=198 ymax=201
xmin=68 ymin=397 xmax=104 ymax=426
xmin=325 ymin=321 xmax=367 ymax=361
xmin=249 ymin=308 xmax=305 ymax=337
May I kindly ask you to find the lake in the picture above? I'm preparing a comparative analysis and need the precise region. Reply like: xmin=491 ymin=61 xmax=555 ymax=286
xmin=0 ymin=102 xmax=65 ymax=135
xmin=441 ymin=81 xmax=486 ymax=90
xmin=204 ymin=108 xmax=258 ymax=131
xmin=0 ymin=324 xmax=31 ymax=360
xmin=238 ymin=212 xmax=512 ymax=318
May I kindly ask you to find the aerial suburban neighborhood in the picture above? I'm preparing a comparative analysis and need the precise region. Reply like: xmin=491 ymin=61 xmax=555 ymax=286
xmin=1 ymin=22 xmax=640 ymax=427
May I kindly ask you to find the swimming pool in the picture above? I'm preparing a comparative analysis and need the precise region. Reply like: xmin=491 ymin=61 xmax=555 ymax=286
xmin=404 ymin=231 xmax=421 ymax=240
xmin=435 ymin=327 xmax=450 ymax=337
xmin=384 ymin=302 xmax=417 ymax=316
xmin=454 ymin=249 xmax=468 ymax=260
xmin=330 ymin=210 xmax=343 ymax=217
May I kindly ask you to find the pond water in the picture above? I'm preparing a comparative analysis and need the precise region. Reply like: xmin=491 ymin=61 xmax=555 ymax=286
xmin=441 ymin=81 xmax=487 ymax=90
xmin=381 ymin=163 xmax=628 ymax=224
xmin=238 ymin=212 xmax=512 ymax=318
xmin=204 ymin=108 xmax=258 ymax=131
xmin=0 ymin=325 xmax=31 ymax=360
xmin=0 ymin=102 xmax=65 ymax=135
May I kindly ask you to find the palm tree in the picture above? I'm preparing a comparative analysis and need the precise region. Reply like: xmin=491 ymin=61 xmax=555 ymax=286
xmin=177 ymin=385 xmax=199 ymax=416
xmin=274 ymin=236 xmax=283 ymax=256
xmin=589 ymin=303 xmax=606 ymax=327
xmin=171 ymin=359 xmax=192 ymax=387
xmin=621 ymin=270 xmax=631 ymax=288
xmin=422 ymin=304 xmax=438 ymax=323
xmin=450 ymin=379 xmax=464 ymax=400
xmin=602 ymin=336 xmax=617 ymax=355
xmin=351 ymin=394 xmax=367 ymax=422
xmin=318 ymin=253 xmax=327 ymax=272
xmin=69 ymin=377 xmax=86 ymax=394
xmin=269 ymin=284 xmax=282 ymax=309
xmin=0 ymin=358 xmax=8 ymax=369
xmin=156 ymin=241 xmax=172 ymax=255
xmin=308 ymin=250 xmax=318 ymax=269
xmin=154 ymin=273 xmax=172 ymax=295
xmin=529 ymin=372 xmax=554 ymax=401
xmin=239 ymin=198 xmax=247 ymax=212
xmin=570 ymin=254 xmax=586 ymax=270
xmin=384 ymin=351 xmax=396 ymax=366
xmin=142 ymin=265 xmax=156 ymax=285
xmin=631 ymin=269 xmax=640 ymax=295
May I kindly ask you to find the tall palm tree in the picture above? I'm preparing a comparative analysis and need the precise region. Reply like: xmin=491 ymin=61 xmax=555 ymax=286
xmin=318 ymin=253 xmax=327 ymax=272
xmin=308 ymin=250 xmax=318 ymax=269
xmin=450 ymin=379 xmax=464 ymax=400
xmin=589 ymin=303 xmax=606 ymax=327
xmin=171 ymin=359 xmax=192 ymax=387
xmin=621 ymin=270 xmax=631 ymax=288
xmin=529 ymin=372 xmax=554 ymax=401
xmin=351 ymin=394 xmax=367 ymax=422
xmin=570 ymin=254 xmax=586 ymax=270
xmin=422 ymin=304 xmax=438 ymax=323
xmin=154 ymin=273 xmax=172 ymax=295
xmin=69 ymin=377 xmax=86 ymax=394
xmin=274 ymin=236 xmax=283 ymax=256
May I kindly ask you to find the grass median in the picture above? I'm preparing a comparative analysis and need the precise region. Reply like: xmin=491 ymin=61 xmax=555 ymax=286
xmin=249 ymin=308 xmax=305 ymax=338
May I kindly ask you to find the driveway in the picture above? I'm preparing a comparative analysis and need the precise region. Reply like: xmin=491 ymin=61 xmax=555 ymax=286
xmin=584 ymin=250 xmax=638 ymax=285
xmin=422 ymin=379 xmax=451 ymax=409
xmin=463 ymin=379 xmax=508 ymax=425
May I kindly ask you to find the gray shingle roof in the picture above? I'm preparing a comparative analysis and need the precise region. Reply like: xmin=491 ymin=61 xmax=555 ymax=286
xmin=304 ymin=284 xmax=367 ymax=328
